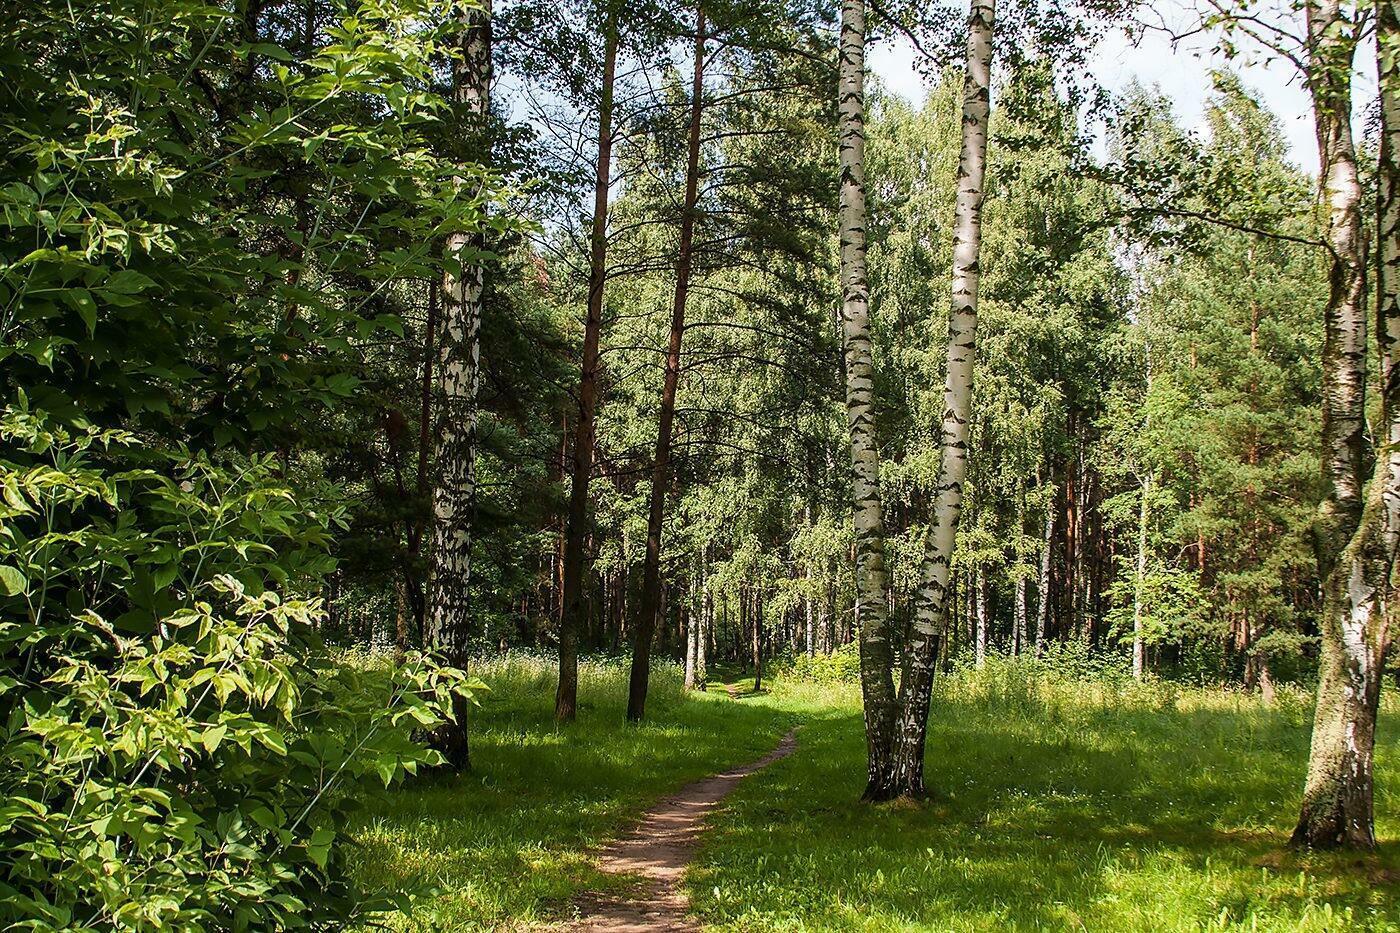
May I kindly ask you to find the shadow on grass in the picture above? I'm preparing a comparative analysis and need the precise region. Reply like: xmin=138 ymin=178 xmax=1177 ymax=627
xmin=347 ymin=657 xmax=794 ymax=931
xmin=691 ymin=686 xmax=1400 ymax=932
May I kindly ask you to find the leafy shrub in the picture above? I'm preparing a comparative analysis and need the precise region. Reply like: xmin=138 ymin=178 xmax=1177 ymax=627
xmin=784 ymin=642 xmax=861 ymax=684
xmin=0 ymin=407 xmax=473 ymax=930
xmin=0 ymin=0 xmax=501 ymax=923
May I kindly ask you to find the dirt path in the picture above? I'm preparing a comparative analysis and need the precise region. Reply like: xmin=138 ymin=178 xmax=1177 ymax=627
xmin=561 ymin=727 xmax=798 ymax=931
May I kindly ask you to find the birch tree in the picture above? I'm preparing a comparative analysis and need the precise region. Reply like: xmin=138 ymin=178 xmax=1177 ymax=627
xmin=427 ymin=0 xmax=493 ymax=770
xmin=1290 ymin=0 xmax=1397 ymax=849
xmin=886 ymin=0 xmax=996 ymax=800
xmin=837 ymin=0 xmax=900 ymax=800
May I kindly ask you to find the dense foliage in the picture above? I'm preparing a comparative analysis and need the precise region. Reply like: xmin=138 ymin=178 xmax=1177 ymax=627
xmin=0 ymin=0 xmax=491 ymax=924
xmin=2 ymin=0 xmax=1397 ymax=924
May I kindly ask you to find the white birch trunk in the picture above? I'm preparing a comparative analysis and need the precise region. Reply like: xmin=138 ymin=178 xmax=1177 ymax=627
xmin=1293 ymin=0 xmax=1393 ymax=849
xmin=427 ymin=0 xmax=491 ymax=771
xmin=697 ymin=561 xmax=709 ymax=690
xmin=1013 ymin=573 xmax=1026 ymax=656
xmin=1132 ymin=472 xmax=1150 ymax=681
xmin=1036 ymin=491 xmax=1053 ymax=656
xmin=887 ymin=0 xmax=995 ymax=800
xmin=838 ymin=0 xmax=899 ymax=799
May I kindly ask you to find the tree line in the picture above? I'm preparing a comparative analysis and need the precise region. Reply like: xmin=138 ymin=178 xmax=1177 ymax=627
xmin=1 ymin=0 xmax=1398 ymax=926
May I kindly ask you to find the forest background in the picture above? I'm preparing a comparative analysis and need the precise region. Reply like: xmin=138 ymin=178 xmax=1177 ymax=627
xmin=1 ymin=0 xmax=1397 ymax=928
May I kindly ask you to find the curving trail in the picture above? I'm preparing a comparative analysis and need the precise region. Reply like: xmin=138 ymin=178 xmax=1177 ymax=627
xmin=562 ymin=727 xmax=798 ymax=931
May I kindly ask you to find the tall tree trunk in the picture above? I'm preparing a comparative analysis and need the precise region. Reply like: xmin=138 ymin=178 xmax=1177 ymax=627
xmin=556 ymin=19 xmax=618 ymax=723
xmin=1013 ymin=573 xmax=1026 ymax=656
xmin=628 ymin=7 xmax=706 ymax=721
xmin=410 ymin=281 xmax=439 ymax=639
xmin=1294 ymin=0 xmax=1395 ymax=849
xmin=1132 ymin=471 xmax=1151 ymax=680
xmin=753 ymin=588 xmax=764 ymax=692
xmin=1036 ymin=488 xmax=1053 ymax=656
xmin=886 ymin=0 xmax=995 ymax=801
xmin=426 ymin=0 xmax=492 ymax=771
xmin=683 ymin=599 xmax=697 ymax=690
xmin=974 ymin=571 xmax=987 ymax=668
xmin=838 ymin=0 xmax=899 ymax=800
xmin=805 ymin=563 xmax=816 ymax=657
xmin=697 ymin=562 xmax=709 ymax=690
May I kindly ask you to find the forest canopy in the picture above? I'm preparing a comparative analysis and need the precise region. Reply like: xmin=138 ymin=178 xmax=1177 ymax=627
xmin=0 ymin=0 xmax=1396 ymax=928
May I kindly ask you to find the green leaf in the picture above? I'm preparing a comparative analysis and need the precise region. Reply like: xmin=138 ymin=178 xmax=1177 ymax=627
xmin=0 ymin=565 xmax=27 ymax=596
xmin=307 ymin=826 xmax=335 ymax=870
xmin=62 ymin=288 xmax=97 ymax=336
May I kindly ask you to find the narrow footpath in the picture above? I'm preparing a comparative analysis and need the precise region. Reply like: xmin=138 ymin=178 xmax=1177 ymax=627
xmin=562 ymin=726 xmax=798 ymax=931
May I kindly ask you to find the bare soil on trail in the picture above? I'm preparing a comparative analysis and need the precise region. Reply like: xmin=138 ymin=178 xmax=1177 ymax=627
xmin=554 ymin=727 xmax=798 ymax=932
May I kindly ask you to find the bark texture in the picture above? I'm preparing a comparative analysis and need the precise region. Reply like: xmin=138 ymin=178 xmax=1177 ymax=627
xmin=886 ymin=0 xmax=995 ymax=800
xmin=1013 ymin=573 xmax=1027 ymax=655
xmin=1132 ymin=472 xmax=1150 ymax=681
xmin=1036 ymin=490 xmax=1053 ymax=656
xmin=1292 ymin=0 xmax=1393 ymax=849
xmin=837 ymin=0 xmax=900 ymax=800
xmin=426 ymin=0 xmax=492 ymax=771
xmin=628 ymin=7 xmax=706 ymax=722
xmin=557 ymin=19 xmax=618 ymax=723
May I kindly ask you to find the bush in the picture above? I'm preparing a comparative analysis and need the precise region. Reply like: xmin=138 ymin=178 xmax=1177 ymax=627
xmin=0 ymin=408 xmax=473 ymax=931
xmin=784 ymin=642 xmax=861 ymax=684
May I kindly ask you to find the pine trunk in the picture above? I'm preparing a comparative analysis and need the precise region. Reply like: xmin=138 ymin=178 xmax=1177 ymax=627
xmin=628 ymin=8 xmax=706 ymax=721
xmin=886 ymin=0 xmax=995 ymax=801
xmin=556 ymin=20 xmax=618 ymax=723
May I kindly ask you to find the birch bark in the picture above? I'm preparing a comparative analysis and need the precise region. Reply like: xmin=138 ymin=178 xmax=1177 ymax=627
xmin=1036 ymin=490 xmax=1053 ymax=656
xmin=886 ymin=0 xmax=995 ymax=800
xmin=427 ymin=0 xmax=492 ymax=771
xmin=1293 ymin=0 xmax=1396 ymax=848
xmin=1132 ymin=472 xmax=1150 ymax=681
xmin=838 ymin=0 xmax=900 ymax=800
xmin=1013 ymin=574 xmax=1026 ymax=656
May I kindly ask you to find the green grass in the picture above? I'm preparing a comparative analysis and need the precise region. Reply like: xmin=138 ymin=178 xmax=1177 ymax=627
xmin=346 ymin=655 xmax=794 ymax=930
xmin=692 ymin=664 xmax=1400 ymax=931
xmin=349 ymin=655 xmax=1400 ymax=931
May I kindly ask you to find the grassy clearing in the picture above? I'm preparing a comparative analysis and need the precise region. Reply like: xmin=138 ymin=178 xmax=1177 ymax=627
xmin=349 ymin=655 xmax=1399 ymax=931
xmin=346 ymin=654 xmax=793 ymax=930
xmin=693 ymin=663 xmax=1400 ymax=931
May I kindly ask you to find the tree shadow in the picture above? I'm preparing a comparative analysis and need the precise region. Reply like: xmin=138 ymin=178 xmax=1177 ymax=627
xmin=347 ymin=664 xmax=796 ymax=929
xmin=692 ymin=694 xmax=1400 ymax=931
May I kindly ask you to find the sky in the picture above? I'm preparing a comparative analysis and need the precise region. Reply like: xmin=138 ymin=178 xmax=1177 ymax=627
xmin=866 ymin=3 xmax=1375 ymax=176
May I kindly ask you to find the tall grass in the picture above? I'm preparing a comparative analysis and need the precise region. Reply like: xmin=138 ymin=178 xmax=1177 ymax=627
xmin=346 ymin=652 xmax=792 ymax=930
xmin=692 ymin=661 xmax=1400 ymax=932
xmin=344 ymin=651 xmax=1399 ymax=931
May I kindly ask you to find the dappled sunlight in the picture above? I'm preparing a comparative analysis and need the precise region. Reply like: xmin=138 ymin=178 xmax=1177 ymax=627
xmin=689 ymin=667 xmax=1400 ymax=932
xmin=347 ymin=656 xmax=794 ymax=930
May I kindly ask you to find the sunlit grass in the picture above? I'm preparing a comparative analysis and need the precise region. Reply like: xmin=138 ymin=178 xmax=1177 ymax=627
xmin=346 ymin=653 xmax=794 ymax=930
xmin=346 ymin=653 xmax=1399 ymax=931
xmin=692 ymin=660 xmax=1400 ymax=932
